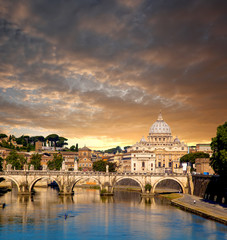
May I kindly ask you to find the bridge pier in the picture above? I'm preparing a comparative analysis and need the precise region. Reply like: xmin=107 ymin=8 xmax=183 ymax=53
xmin=100 ymin=184 xmax=114 ymax=196
xmin=18 ymin=183 xmax=30 ymax=195
xmin=59 ymin=185 xmax=73 ymax=195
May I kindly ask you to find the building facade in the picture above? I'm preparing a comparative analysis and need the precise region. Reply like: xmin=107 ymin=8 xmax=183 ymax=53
xmin=128 ymin=112 xmax=188 ymax=172
xmin=62 ymin=151 xmax=78 ymax=170
xmin=78 ymin=146 xmax=93 ymax=170
xmin=195 ymin=158 xmax=214 ymax=175
xmin=131 ymin=151 xmax=155 ymax=173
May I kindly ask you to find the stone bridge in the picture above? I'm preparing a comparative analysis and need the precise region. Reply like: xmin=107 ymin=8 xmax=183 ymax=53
xmin=0 ymin=170 xmax=193 ymax=195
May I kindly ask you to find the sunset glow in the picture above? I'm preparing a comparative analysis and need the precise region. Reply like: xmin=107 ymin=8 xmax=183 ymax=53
xmin=0 ymin=1 xmax=226 ymax=149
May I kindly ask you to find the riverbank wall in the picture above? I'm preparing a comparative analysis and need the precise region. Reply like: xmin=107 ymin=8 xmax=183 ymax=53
xmin=191 ymin=175 xmax=227 ymax=204
xmin=171 ymin=196 xmax=227 ymax=225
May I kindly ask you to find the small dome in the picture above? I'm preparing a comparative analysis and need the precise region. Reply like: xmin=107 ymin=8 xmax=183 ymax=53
xmin=174 ymin=137 xmax=180 ymax=143
xmin=149 ymin=112 xmax=171 ymax=134
xmin=140 ymin=136 xmax=147 ymax=143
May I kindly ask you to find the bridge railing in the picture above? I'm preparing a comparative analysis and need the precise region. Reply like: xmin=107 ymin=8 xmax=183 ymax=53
xmin=0 ymin=170 xmax=187 ymax=177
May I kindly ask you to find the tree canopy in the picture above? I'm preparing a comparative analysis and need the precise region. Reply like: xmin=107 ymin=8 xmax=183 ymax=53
xmin=93 ymin=160 xmax=116 ymax=172
xmin=104 ymin=146 xmax=122 ymax=154
xmin=180 ymin=152 xmax=210 ymax=165
xmin=210 ymin=122 xmax=227 ymax=177
xmin=47 ymin=153 xmax=63 ymax=170
xmin=0 ymin=132 xmax=68 ymax=152
xmin=30 ymin=153 xmax=42 ymax=170
xmin=0 ymin=134 xmax=7 ymax=139
xmin=70 ymin=143 xmax=78 ymax=152
xmin=5 ymin=150 xmax=27 ymax=170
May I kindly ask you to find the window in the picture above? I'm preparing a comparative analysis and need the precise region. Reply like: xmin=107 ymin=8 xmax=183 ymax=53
xmin=158 ymin=162 xmax=161 ymax=167
xmin=142 ymin=162 xmax=145 ymax=167
xmin=83 ymin=152 xmax=86 ymax=156
xmin=159 ymin=138 xmax=161 ymax=141
xmin=182 ymin=147 xmax=184 ymax=150
xmin=151 ymin=163 xmax=153 ymax=167
xmin=134 ymin=163 xmax=136 ymax=167
xmin=169 ymin=162 xmax=172 ymax=167
xmin=163 ymin=164 xmax=165 ymax=167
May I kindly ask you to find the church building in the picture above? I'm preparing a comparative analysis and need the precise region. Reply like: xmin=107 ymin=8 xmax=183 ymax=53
xmin=128 ymin=112 xmax=188 ymax=173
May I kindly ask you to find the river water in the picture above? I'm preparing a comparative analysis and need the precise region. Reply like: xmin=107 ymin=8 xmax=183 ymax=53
xmin=0 ymin=187 xmax=226 ymax=240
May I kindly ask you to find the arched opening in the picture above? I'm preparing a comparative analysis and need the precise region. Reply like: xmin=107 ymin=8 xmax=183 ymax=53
xmin=113 ymin=178 xmax=143 ymax=204
xmin=71 ymin=177 xmax=101 ymax=203
xmin=29 ymin=177 xmax=61 ymax=195
xmin=0 ymin=176 xmax=20 ymax=194
xmin=114 ymin=178 xmax=142 ymax=192
xmin=154 ymin=178 xmax=184 ymax=194
xmin=71 ymin=177 xmax=101 ymax=193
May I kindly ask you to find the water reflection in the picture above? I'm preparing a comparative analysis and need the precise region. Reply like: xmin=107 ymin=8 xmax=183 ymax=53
xmin=0 ymin=187 xmax=226 ymax=240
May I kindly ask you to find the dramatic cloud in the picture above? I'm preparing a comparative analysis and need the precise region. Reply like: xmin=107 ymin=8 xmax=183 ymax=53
xmin=0 ymin=0 xmax=226 ymax=148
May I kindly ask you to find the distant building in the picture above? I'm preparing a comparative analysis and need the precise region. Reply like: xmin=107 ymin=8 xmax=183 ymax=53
xmin=120 ymin=153 xmax=131 ymax=172
xmin=61 ymin=151 xmax=78 ymax=170
xmin=0 ymin=147 xmax=11 ymax=169
xmin=41 ymin=153 xmax=53 ymax=167
xmin=35 ymin=141 xmax=43 ymax=152
xmin=128 ymin=112 xmax=187 ymax=172
xmin=188 ymin=146 xmax=196 ymax=153
xmin=131 ymin=151 xmax=156 ymax=173
xmin=78 ymin=146 xmax=93 ymax=171
xmin=196 ymin=144 xmax=212 ymax=156
xmin=195 ymin=158 xmax=214 ymax=175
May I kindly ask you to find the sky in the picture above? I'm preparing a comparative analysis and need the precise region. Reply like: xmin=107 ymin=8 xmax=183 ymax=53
xmin=0 ymin=0 xmax=226 ymax=150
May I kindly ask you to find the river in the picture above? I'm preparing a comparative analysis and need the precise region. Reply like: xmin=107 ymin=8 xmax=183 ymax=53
xmin=0 ymin=187 xmax=226 ymax=240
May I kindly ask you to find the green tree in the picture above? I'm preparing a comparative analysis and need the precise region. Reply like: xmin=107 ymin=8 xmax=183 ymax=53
xmin=47 ymin=153 xmax=63 ymax=170
xmin=108 ymin=162 xmax=116 ymax=172
xmin=104 ymin=146 xmax=122 ymax=154
xmin=56 ymin=137 xmax=68 ymax=147
xmin=46 ymin=134 xmax=59 ymax=150
xmin=5 ymin=150 xmax=27 ymax=170
xmin=75 ymin=143 xmax=78 ymax=152
xmin=70 ymin=145 xmax=76 ymax=151
xmin=180 ymin=152 xmax=210 ymax=165
xmin=210 ymin=122 xmax=227 ymax=176
xmin=145 ymin=183 xmax=152 ymax=192
xmin=93 ymin=160 xmax=116 ymax=172
xmin=30 ymin=153 xmax=41 ymax=170
xmin=0 ymin=134 xmax=7 ymax=139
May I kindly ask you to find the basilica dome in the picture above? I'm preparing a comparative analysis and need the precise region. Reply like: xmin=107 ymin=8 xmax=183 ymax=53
xmin=149 ymin=112 xmax=171 ymax=134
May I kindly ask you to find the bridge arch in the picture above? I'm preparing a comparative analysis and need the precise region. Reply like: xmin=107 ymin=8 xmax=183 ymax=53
xmin=153 ymin=177 xmax=185 ymax=193
xmin=0 ymin=175 xmax=20 ymax=192
xmin=70 ymin=176 xmax=102 ymax=192
xmin=113 ymin=176 xmax=144 ymax=192
xmin=29 ymin=177 xmax=62 ymax=192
